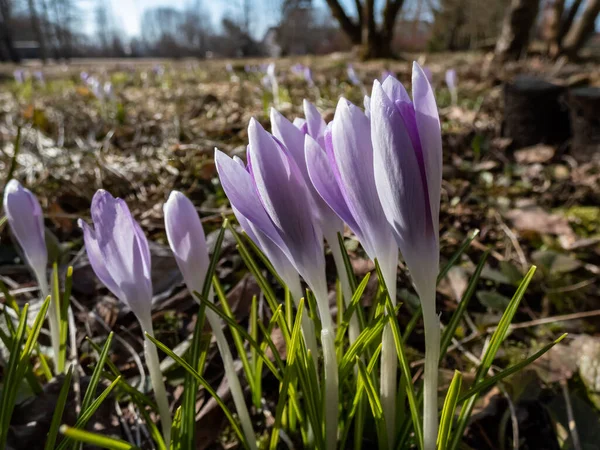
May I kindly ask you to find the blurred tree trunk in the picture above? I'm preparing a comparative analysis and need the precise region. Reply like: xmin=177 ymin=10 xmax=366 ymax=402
xmin=324 ymin=0 xmax=405 ymax=59
xmin=561 ymin=0 xmax=600 ymax=58
xmin=543 ymin=0 xmax=564 ymax=58
xmin=558 ymin=0 xmax=583 ymax=42
xmin=494 ymin=0 xmax=540 ymax=61
xmin=28 ymin=0 xmax=47 ymax=62
xmin=0 ymin=0 xmax=20 ymax=62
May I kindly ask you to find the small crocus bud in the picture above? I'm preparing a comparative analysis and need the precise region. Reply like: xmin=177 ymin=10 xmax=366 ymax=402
xmin=163 ymin=191 xmax=209 ymax=296
xmin=3 ymin=180 xmax=48 ymax=294
xmin=370 ymin=62 xmax=443 ymax=450
xmin=163 ymin=190 xmax=257 ymax=450
xmin=79 ymin=190 xmax=171 ymax=442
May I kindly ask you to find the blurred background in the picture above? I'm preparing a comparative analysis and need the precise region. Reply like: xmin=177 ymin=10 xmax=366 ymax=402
xmin=0 ymin=0 xmax=598 ymax=62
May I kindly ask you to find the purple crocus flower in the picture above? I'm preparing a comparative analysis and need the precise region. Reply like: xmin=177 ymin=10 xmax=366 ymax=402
xmin=304 ymin=66 xmax=314 ymax=87
xmin=163 ymin=191 xmax=209 ymax=295
xmin=445 ymin=68 xmax=457 ymax=105
xmin=163 ymin=191 xmax=257 ymax=449
xmin=305 ymin=95 xmax=399 ymax=444
xmin=13 ymin=70 xmax=26 ymax=84
xmin=3 ymin=179 xmax=63 ymax=369
xmin=3 ymin=180 xmax=48 ymax=294
xmin=216 ymin=119 xmax=338 ymax=448
xmin=290 ymin=63 xmax=304 ymax=75
xmin=79 ymin=190 xmax=171 ymax=441
xmin=33 ymin=71 xmax=45 ymax=86
xmin=370 ymin=62 xmax=442 ymax=449
xmin=346 ymin=63 xmax=360 ymax=86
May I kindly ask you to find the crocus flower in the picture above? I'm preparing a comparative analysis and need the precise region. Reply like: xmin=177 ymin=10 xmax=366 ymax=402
xmin=79 ymin=190 xmax=171 ymax=442
xmin=216 ymin=118 xmax=338 ymax=449
xmin=305 ymin=96 xmax=399 ymax=443
xmin=33 ymin=71 xmax=45 ymax=86
xmin=3 ymin=180 xmax=48 ymax=294
xmin=445 ymin=68 xmax=457 ymax=105
xmin=272 ymin=103 xmax=359 ymax=344
xmin=13 ymin=70 xmax=26 ymax=84
xmin=370 ymin=62 xmax=442 ymax=449
xmin=346 ymin=63 xmax=360 ymax=86
xmin=265 ymin=63 xmax=279 ymax=107
xmin=304 ymin=66 xmax=314 ymax=87
xmin=3 ymin=180 xmax=60 ymax=368
xmin=164 ymin=191 xmax=257 ymax=450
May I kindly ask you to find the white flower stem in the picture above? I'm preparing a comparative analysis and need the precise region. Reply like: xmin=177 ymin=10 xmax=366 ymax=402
xmin=142 ymin=323 xmax=172 ymax=445
xmin=204 ymin=303 xmax=257 ymax=450
xmin=378 ymin=254 xmax=398 ymax=449
xmin=312 ymin=284 xmax=338 ymax=449
xmin=421 ymin=287 xmax=440 ymax=450
xmin=321 ymin=328 xmax=338 ymax=450
xmin=38 ymin=274 xmax=61 ymax=373
xmin=325 ymin=230 xmax=360 ymax=344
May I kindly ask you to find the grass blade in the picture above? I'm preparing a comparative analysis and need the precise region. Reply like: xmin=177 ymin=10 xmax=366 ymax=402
xmin=59 ymin=426 xmax=139 ymax=450
xmin=449 ymin=266 xmax=536 ymax=450
xmin=45 ymin=365 xmax=74 ymax=450
xmin=145 ymin=333 xmax=250 ymax=450
xmin=81 ymin=332 xmax=114 ymax=414
xmin=440 ymin=251 xmax=489 ymax=358
xmin=437 ymin=370 xmax=462 ymax=450
xmin=458 ymin=333 xmax=567 ymax=402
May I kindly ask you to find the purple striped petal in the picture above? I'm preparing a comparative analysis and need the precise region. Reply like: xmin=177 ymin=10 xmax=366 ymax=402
xmin=413 ymin=62 xmax=442 ymax=239
xmin=303 ymin=100 xmax=327 ymax=148
xmin=3 ymin=180 xmax=47 ymax=284
xmin=270 ymin=108 xmax=309 ymax=181
xmin=305 ymin=135 xmax=359 ymax=236
xmin=87 ymin=190 xmax=152 ymax=322
xmin=164 ymin=191 xmax=210 ymax=295
xmin=79 ymin=219 xmax=122 ymax=300
xmin=214 ymin=148 xmax=286 ymax=252
xmin=247 ymin=118 xmax=324 ymax=284
xmin=371 ymin=81 xmax=429 ymax=249
xmin=329 ymin=98 xmax=393 ymax=260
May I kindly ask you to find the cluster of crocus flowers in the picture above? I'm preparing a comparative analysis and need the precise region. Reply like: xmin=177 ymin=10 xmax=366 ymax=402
xmin=217 ymin=61 xmax=443 ymax=449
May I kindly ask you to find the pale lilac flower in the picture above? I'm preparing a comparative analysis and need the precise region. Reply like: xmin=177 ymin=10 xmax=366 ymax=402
xmin=79 ymin=189 xmax=171 ymax=441
xmin=370 ymin=62 xmax=442 ymax=448
xmin=225 ymin=63 xmax=234 ymax=74
xmin=163 ymin=191 xmax=257 ymax=449
xmin=346 ymin=63 xmax=360 ymax=86
xmin=33 ymin=71 xmax=45 ymax=86
xmin=304 ymin=66 xmax=314 ymax=87
xmin=79 ymin=190 xmax=152 ymax=325
xmin=13 ymin=70 xmax=26 ymax=84
xmin=445 ymin=68 xmax=457 ymax=105
xmin=3 ymin=180 xmax=48 ymax=293
xmin=163 ymin=191 xmax=209 ymax=295
xmin=103 ymin=82 xmax=113 ymax=100
xmin=290 ymin=63 xmax=305 ymax=75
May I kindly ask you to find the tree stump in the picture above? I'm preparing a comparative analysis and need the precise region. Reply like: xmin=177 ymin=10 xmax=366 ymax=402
xmin=503 ymin=76 xmax=570 ymax=148
xmin=568 ymin=87 xmax=600 ymax=161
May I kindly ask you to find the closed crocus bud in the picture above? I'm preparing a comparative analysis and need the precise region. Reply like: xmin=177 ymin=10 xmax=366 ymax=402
xmin=163 ymin=190 xmax=257 ymax=450
xmin=3 ymin=180 xmax=48 ymax=294
xmin=370 ymin=62 xmax=442 ymax=450
xmin=79 ymin=190 xmax=171 ymax=442
xmin=163 ymin=191 xmax=209 ymax=296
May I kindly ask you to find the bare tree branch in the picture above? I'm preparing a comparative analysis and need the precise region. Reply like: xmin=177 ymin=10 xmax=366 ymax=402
xmin=323 ymin=0 xmax=361 ymax=43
